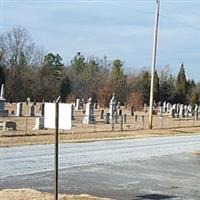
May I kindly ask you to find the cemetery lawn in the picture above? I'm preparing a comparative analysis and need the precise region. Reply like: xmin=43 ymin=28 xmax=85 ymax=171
xmin=0 ymin=188 xmax=112 ymax=200
xmin=1 ymin=127 xmax=200 ymax=147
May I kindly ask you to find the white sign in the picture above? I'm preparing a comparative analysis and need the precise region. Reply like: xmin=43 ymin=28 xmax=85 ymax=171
xmin=44 ymin=103 xmax=72 ymax=130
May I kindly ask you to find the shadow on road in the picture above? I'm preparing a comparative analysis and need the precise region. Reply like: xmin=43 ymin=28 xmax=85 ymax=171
xmin=135 ymin=194 xmax=177 ymax=200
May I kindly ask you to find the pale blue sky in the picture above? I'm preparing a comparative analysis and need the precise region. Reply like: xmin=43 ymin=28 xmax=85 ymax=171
xmin=1 ymin=0 xmax=200 ymax=81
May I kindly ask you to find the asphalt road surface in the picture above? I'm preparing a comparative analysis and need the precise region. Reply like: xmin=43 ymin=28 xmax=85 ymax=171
xmin=1 ymin=135 xmax=200 ymax=200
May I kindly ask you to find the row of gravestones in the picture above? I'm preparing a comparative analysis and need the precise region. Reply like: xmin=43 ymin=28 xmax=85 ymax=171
xmin=81 ymin=93 xmax=122 ymax=124
xmin=157 ymin=101 xmax=172 ymax=114
xmin=171 ymin=104 xmax=200 ymax=119
xmin=158 ymin=102 xmax=200 ymax=119
xmin=15 ymin=102 xmax=45 ymax=117
xmin=75 ymin=98 xmax=100 ymax=111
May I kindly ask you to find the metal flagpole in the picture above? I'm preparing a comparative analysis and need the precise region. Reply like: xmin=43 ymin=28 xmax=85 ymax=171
xmin=149 ymin=0 xmax=160 ymax=129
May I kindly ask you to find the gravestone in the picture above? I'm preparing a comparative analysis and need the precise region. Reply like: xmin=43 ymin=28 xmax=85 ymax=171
xmin=3 ymin=121 xmax=17 ymax=131
xmin=94 ymin=103 xmax=98 ymax=109
xmin=176 ymin=104 xmax=180 ymax=118
xmin=0 ymin=84 xmax=8 ymax=117
xmin=109 ymin=93 xmax=118 ymax=123
xmin=100 ymin=109 xmax=104 ymax=119
xmin=195 ymin=105 xmax=199 ymax=120
xmin=26 ymin=97 xmax=31 ymax=105
xmin=29 ymin=104 xmax=35 ymax=117
xmin=134 ymin=115 xmax=138 ymax=123
xmin=15 ymin=102 xmax=23 ymax=117
xmin=105 ymin=113 xmax=110 ymax=124
xmin=163 ymin=101 xmax=167 ymax=113
xmin=79 ymin=99 xmax=84 ymax=110
xmin=167 ymin=102 xmax=171 ymax=113
xmin=141 ymin=115 xmax=145 ymax=126
xmin=171 ymin=109 xmax=176 ymax=118
xmin=179 ymin=105 xmax=184 ymax=118
xmin=188 ymin=105 xmax=192 ymax=117
xmin=71 ymin=104 xmax=75 ymax=120
xmin=116 ymin=102 xmax=121 ymax=109
xmin=0 ymin=83 xmax=5 ymax=99
xmin=75 ymin=98 xmax=80 ymax=110
xmin=184 ymin=105 xmax=189 ymax=118
xmin=40 ymin=101 xmax=45 ymax=116
xmin=171 ymin=104 xmax=176 ymax=118
xmin=83 ymin=97 xmax=95 ymax=124
xmin=159 ymin=106 xmax=163 ymax=117
xmin=130 ymin=106 xmax=134 ymax=116
xmin=33 ymin=117 xmax=44 ymax=130
xmin=123 ymin=114 xmax=127 ymax=124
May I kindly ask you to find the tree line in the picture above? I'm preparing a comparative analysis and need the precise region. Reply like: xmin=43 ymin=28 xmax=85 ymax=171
xmin=0 ymin=27 xmax=199 ymax=108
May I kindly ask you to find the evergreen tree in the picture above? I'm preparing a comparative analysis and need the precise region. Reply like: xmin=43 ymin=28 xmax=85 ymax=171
xmin=70 ymin=52 xmax=85 ymax=74
xmin=154 ymin=71 xmax=160 ymax=103
xmin=43 ymin=53 xmax=64 ymax=80
xmin=110 ymin=59 xmax=127 ymax=104
xmin=135 ymin=70 xmax=150 ymax=105
xmin=159 ymin=75 xmax=175 ymax=103
xmin=175 ymin=63 xmax=187 ymax=103
xmin=60 ymin=76 xmax=71 ymax=102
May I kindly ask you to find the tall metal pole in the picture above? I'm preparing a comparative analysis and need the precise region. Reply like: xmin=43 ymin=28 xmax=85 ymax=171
xmin=54 ymin=97 xmax=60 ymax=200
xmin=149 ymin=0 xmax=160 ymax=129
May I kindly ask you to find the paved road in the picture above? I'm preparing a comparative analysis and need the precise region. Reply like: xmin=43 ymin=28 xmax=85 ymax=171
xmin=1 ymin=135 xmax=200 ymax=200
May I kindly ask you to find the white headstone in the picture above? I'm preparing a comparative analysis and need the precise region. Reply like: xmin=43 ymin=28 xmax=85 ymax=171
xmin=0 ymin=84 xmax=5 ymax=99
xmin=179 ymin=104 xmax=184 ymax=118
xmin=166 ymin=102 xmax=171 ymax=113
xmin=0 ymin=84 xmax=8 ymax=117
xmin=33 ymin=117 xmax=44 ymax=130
xmin=83 ymin=97 xmax=95 ymax=124
xmin=163 ymin=101 xmax=166 ymax=113
xmin=109 ymin=93 xmax=118 ymax=122
xmin=16 ymin=102 xmax=23 ymax=117
xmin=75 ymin=98 xmax=80 ymax=110
xmin=184 ymin=105 xmax=188 ymax=118
xmin=27 ymin=97 xmax=31 ymax=105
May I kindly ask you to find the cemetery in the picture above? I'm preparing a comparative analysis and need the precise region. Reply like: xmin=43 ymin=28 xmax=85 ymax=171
xmin=1 ymin=90 xmax=200 ymax=142
xmin=1 ymin=2 xmax=200 ymax=200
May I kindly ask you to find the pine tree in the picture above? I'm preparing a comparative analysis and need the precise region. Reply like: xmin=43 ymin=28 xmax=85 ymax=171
xmin=154 ymin=71 xmax=160 ymax=103
xmin=175 ymin=63 xmax=187 ymax=103
xmin=60 ymin=76 xmax=71 ymax=102
xmin=43 ymin=53 xmax=64 ymax=80
xmin=110 ymin=59 xmax=127 ymax=104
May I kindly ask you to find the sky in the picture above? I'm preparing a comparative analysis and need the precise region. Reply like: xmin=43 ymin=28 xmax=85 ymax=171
xmin=1 ymin=0 xmax=200 ymax=81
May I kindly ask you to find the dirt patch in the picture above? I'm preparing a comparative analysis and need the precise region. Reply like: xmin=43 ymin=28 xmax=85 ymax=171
xmin=0 ymin=189 xmax=112 ymax=200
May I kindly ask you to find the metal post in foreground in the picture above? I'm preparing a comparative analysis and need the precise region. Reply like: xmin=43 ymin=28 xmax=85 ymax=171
xmin=149 ymin=0 xmax=160 ymax=129
xmin=54 ymin=96 xmax=60 ymax=200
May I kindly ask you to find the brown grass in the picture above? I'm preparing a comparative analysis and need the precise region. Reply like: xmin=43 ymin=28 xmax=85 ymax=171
xmin=1 ymin=127 xmax=200 ymax=147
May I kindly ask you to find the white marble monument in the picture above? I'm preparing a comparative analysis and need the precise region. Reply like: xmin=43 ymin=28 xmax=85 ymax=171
xmin=83 ymin=97 xmax=95 ymax=124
